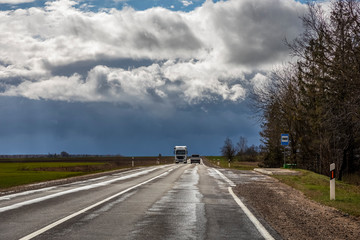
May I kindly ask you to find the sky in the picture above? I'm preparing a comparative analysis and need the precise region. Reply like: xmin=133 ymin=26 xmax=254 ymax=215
xmin=0 ymin=0 xmax=315 ymax=156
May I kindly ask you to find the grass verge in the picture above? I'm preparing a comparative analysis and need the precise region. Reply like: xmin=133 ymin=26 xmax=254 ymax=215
xmin=206 ymin=156 xmax=360 ymax=217
xmin=0 ymin=156 xmax=174 ymax=190
xmin=0 ymin=162 xmax=107 ymax=189
xmin=206 ymin=156 xmax=259 ymax=170
xmin=273 ymin=169 xmax=360 ymax=217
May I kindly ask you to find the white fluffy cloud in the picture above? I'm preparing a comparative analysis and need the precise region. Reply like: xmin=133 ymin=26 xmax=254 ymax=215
xmin=0 ymin=0 xmax=307 ymax=106
xmin=181 ymin=0 xmax=193 ymax=7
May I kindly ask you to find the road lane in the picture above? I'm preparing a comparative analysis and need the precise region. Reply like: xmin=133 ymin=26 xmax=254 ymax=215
xmin=127 ymin=165 xmax=206 ymax=240
xmin=20 ymin=168 xmax=176 ymax=240
xmin=0 ymin=165 xmax=178 ymax=240
xmin=0 ymin=164 xmax=279 ymax=240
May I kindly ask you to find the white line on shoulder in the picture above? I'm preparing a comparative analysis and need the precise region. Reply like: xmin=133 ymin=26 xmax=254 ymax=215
xmin=228 ymin=187 xmax=275 ymax=240
xmin=213 ymin=168 xmax=236 ymax=187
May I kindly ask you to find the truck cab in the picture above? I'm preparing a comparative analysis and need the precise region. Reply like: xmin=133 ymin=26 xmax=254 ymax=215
xmin=174 ymin=146 xmax=187 ymax=164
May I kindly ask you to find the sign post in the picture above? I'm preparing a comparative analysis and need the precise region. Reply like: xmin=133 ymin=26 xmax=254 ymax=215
xmin=281 ymin=134 xmax=289 ymax=167
xmin=330 ymin=163 xmax=335 ymax=200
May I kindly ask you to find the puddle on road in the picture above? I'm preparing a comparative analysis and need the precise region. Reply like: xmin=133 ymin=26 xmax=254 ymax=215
xmin=128 ymin=166 xmax=206 ymax=240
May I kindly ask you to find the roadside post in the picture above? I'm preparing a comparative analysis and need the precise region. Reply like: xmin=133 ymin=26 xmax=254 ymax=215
xmin=281 ymin=134 xmax=289 ymax=167
xmin=330 ymin=163 xmax=336 ymax=200
xmin=157 ymin=154 xmax=161 ymax=164
xmin=228 ymin=159 xmax=230 ymax=168
xmin=132 ymin=157 xmax=134 ymax=167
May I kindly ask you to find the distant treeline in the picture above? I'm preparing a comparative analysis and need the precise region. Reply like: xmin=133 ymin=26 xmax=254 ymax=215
xmin=253 ymin=0 xmax=360 ymax=179
xmin=0 ymin=153 xmax=123 ymax=159
xmin=0 ymin=155 xmax=174 ymax=166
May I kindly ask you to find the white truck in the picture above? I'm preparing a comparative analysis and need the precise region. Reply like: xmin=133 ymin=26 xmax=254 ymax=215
xmin=174 ymin=146 xmax=188 ymax=164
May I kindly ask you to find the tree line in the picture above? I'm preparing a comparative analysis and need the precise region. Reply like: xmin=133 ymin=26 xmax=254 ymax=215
xmin=253 ymin=0 xmax=360 ymax=179
xmin=221 ymin=136 xmax=260 ymax=162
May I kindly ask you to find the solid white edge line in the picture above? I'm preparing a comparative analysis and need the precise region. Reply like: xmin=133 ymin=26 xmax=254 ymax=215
xmin=213 ymin=168 xmax=236 ymax=187
xmin=228 ymin=187 xmax=274 ymax=240
xmin=19 ymin=168 xmax=174 ymax=240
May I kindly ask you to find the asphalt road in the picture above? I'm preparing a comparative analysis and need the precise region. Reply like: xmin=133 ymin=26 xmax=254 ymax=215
xmin=0 ymin=163 xmax=280 ymax=240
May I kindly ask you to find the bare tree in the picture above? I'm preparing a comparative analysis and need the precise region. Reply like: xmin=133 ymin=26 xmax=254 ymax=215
xmin=236 ymin=136 xmax=248 ymax=155
xmin=221 ymin=137 xmax=236 ymax=162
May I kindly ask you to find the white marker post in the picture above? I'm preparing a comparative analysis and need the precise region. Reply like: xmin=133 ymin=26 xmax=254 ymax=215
xmin=330 ymin=163 xmax=335 ymax=200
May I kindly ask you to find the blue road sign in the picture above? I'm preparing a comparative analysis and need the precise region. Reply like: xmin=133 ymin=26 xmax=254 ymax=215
xmin=281 ymin=134 xmax=289 ymax=146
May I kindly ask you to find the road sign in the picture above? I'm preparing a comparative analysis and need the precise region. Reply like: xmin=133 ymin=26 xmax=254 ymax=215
xmin=281 ymin=134 xmax=289 ymax=146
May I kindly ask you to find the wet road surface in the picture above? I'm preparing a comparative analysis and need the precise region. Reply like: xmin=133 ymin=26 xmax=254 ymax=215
xmin=0 ymin=164 xmax=280 ymax=239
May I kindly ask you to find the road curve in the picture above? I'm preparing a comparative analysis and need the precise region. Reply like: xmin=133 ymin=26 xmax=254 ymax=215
xmin=0 ymin=164 xmax=280 ymax=240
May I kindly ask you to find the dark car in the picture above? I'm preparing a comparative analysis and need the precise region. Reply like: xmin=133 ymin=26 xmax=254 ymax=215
xmin=190 ymin=154 xmax=201 ymax=164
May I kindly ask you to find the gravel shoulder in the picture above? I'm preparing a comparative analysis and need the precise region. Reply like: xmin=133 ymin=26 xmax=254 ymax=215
xmin=233 ymin=171 xmax=360 ymax=240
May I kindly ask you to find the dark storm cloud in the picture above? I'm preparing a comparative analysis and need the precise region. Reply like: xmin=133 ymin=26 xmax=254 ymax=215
xmin=0 ymin=76 xmax=25 ymax=88
xmin=0 ymin=96 xmax=259 ymax=155
xmin=141 ymin=14 xmax=202 ymax=50
xmin=46 ymin=58 xmax=154 ymax=77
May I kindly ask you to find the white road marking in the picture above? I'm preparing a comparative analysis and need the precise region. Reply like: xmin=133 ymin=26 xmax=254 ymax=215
xmin=0 ymin=187 xmax=57 ymax=201
xmin=210 ymin=167 xmax=274 ymax=239
xmin=228 ymin=187 xmax=274 ymax=240
xmin=19 ymin=167 xmax=175 ymax=240
xmin=0 ymin=165 xmax=168 ymax=213
xmin=212 ymin=168 xmax=236 ymax=187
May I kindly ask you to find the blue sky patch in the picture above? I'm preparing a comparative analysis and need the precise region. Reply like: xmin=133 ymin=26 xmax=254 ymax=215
xmin=0 ymin=0 xmax=313 ymax=12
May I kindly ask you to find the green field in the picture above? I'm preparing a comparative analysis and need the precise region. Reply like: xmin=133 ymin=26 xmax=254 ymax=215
xmin=273 ymin=169 xmax=360 ymax=217
xmin=0 ymin=156 xmax=174 ymax=190
xmin=0 ymin=162 xmax=107 ymax=189
xmin=205 ymin=156 xmax=259 ymax=170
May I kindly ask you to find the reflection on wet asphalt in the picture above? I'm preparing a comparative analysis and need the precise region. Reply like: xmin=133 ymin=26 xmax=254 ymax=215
xmin=8 ymin=165 xmax=278 ymax=240
xmin=128 ymin=165 xmax=206 ymax=240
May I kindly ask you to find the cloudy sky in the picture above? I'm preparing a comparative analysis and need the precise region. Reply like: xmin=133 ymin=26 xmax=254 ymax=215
xmin=0 ymin=0 xmax=311 ymax=156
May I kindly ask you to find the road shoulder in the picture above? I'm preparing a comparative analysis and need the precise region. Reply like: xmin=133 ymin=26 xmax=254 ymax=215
xmin=233 ymin=171 xmax=360 ymax=240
